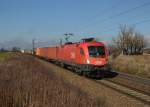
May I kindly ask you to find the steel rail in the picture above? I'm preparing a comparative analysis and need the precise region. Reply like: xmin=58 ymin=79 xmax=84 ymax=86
xmin=38 ymin=57 xmax=150 ymax=105
xmin=94 ymin=79 xmax=150 ymax=105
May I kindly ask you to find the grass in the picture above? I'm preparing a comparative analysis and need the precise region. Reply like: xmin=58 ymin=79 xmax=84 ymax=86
xmin=111 ymin=54 xmax=150 ymax=79
xmin=0 ymin=53 xmax=106 ymax=107
xmin=0 ymin=52 xmax=12 ymax=61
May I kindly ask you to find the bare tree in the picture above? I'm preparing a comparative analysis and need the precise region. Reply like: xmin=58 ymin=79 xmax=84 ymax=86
xmin=12 ymin=47 xmax=20 ymax=52
xmin=112 ymin=25 xmax=147 ymax=55
xmin=108 ymin=44 xmax=121 ymax=58
xmin=0 ymin=48 xmax=8 ymax=52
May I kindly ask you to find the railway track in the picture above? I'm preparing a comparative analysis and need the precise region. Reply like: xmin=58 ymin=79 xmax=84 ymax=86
xmin=103 ymin=71 xmax=150 ymax=95
xmin=95 ymin=79 xmax=150 ymax=105
xmin=68 ymin=67 xmax=150 ymax=105
xmin=39 ymin=58 xmax=150 ymax=105
xmin=64 ymin=66 xmax=150 ymax=104
xmin=94 ymin=71 xmax=150 ymax=105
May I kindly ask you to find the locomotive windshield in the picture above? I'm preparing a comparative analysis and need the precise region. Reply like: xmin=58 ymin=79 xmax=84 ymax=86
xmin=88 ymin=46 xmax=105 ymax=57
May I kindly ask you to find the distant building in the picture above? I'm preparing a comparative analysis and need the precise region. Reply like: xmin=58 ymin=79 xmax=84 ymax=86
xmin=143 ymin=48 xmax=150 ymax=54
xmin=21 ymin=49 xmax=25 ymax=53
xmin=21 ymin=49 xmax=32 ymax=54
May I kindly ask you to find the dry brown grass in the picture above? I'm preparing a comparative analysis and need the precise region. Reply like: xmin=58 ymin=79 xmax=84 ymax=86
xmin=0 ymin=53 xmax=105 ymax=107
xmin=111 ymin=55 xmax=150 ymax=79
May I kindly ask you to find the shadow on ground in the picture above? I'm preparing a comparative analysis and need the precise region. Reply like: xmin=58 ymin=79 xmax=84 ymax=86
xmin=39 ymin=57 xmax=118 ymax=80
xmin=93 ymin=70 xmax=119 ymax=80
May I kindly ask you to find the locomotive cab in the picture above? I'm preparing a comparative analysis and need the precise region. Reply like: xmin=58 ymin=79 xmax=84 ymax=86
xmin=79 ymin=38 xmax=109 ymax=72
xmin=87 ymin=45 xmax=107 ymax=66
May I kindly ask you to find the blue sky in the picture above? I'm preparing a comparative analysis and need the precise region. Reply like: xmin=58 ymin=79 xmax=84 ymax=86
xmin=0 ymin=0 xmax=150 ymax=48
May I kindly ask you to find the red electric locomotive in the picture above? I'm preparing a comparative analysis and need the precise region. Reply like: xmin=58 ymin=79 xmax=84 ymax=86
xmin=36 ymin=38 xmax=109 ymax=76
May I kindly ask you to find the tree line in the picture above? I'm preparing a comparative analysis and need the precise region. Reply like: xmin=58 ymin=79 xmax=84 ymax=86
xmin=0 ymin=47 xmax=21 ymax=52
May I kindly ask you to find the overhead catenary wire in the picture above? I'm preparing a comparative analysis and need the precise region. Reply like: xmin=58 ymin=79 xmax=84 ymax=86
xmin=36 ymin=1 xmax=150 ymax=46
xmin=86 ymin=0 xmax=123 ymax=22
xmin=79 ymin=1 xmax=150 ymax=33
xmin=35 ymin=40 xmax=59 ymax=47
xmin=96 ymin=12 xmax=150 ymax=33
xmin=77 ymin=0 xmax=126 ymax=32
xmin=98 ymin=18 xmax=150 ymax=34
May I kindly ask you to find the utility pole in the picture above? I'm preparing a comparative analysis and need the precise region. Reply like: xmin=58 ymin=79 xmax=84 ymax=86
xmin=32 ymin=39 xmax=36 ymax=55
xmin=59 ymin=38 xmax=63 ymax=45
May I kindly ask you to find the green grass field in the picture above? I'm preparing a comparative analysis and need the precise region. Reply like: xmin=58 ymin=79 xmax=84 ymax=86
xmin=0 ymin=52 xmax=11 ymax=60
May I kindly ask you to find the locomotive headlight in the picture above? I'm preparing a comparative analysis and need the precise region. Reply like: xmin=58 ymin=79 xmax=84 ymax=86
xmin=87 ymin=59 xmax=90 ymax=64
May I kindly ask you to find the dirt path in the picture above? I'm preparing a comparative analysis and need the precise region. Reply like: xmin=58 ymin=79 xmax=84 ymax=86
xmin=38 ymin=59 xmax=150 ymax=107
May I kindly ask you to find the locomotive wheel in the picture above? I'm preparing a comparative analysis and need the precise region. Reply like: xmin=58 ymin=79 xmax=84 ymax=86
xmin=103 ymin=63 xmax=112 ymax=71
xmin=83 ymin=71 xmax=89 ymax=77
xmin=74 ymin=67 xmax=78 ymax=73
xmin=60 ymin=62 xmax=65 ymax=68
xmin=85 ymin=71 xmax=96 ymax=78
xmin=75 ymin=67 xmax=83 ymax=75
xmin=78 ymin=69 xmax=83 ymax=75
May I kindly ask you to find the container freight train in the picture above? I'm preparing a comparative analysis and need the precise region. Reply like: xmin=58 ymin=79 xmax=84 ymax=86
xmin=36 ymin=38 xmax=109 ymax=76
